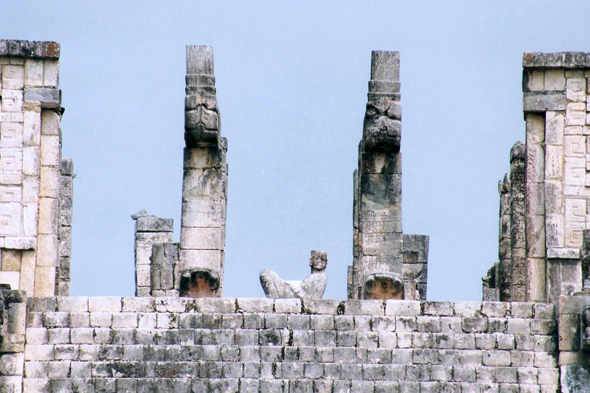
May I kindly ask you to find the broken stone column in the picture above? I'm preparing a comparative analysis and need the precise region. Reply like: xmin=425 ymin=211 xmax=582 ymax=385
xmin=510 ymin=141 xmax=526 ymax=301
xmin=0 ymin=40 xmax=69 ymax=297
xmin=0 ymin=286 xmax=26 ymax=392
xmin=348 ymin=51 xmax=428 ymax=300
xmin=179 ymin=45 xmax=228 ymax=297
xmin=131 ymin=210 xmax=173 ymax=297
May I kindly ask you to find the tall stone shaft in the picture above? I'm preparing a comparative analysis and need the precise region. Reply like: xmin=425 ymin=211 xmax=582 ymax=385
xmin=349 ymin=51 xmax=404 ymax=300
xmin=510 ymin=142 xmax=526 ymax=301
xmin=498 ymin=175 xmax=512 ymax=301
xmin=179 ymin=45 xmax=228 ymax=297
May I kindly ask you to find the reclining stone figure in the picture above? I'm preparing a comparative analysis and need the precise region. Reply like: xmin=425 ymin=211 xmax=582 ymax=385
xmin=260 ymin=250 xmax=328 ymax=299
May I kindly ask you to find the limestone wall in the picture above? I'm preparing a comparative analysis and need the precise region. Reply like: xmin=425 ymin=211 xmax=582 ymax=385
xmin=20 ymin=297 xmax=558 ymax=392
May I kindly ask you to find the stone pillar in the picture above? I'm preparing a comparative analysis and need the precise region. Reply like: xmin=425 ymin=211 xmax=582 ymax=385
xmin=498 ymin=175 xmax=512 ymax=301
xmin=57 ymin=158 xmax=73 ymax=296
xmin=510 ymin=141 xmax=526 ymax=301
xmin=349 ymin=51 xmax=404 ymax=300
xmin=0 ymin=40 xmax=69 ymax=297
xmin=402 ymin=234 xmax=429 ymax=300
xmin=131 ymin=210 xmax=173 ymax=297
xmin=179 ymin=45 xmax=228 ymax=297
xmin=526 ymin=113 xmax=547 ymax=302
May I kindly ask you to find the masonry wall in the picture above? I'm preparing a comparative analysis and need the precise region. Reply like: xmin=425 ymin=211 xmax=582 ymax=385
xmin=21 ymin=297 xmax=559 ymax=392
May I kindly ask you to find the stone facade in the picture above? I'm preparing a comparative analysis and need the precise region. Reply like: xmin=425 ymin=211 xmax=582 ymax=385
xmin=1 ymin=40 xmax=590 ymax=391
xmin=0 ymin=40 xmax=70 ymax=298
xmin=484 ymin=53 xmax=590 ymax=304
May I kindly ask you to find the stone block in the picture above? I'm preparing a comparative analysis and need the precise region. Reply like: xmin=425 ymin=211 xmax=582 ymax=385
xmin=24 ymin=59 xmax=43 ymax=87
xmin=564 ymin=135 xmax=585 ymax=158
xmin=33 ymin=266 xmax=55 ymax=296
xmin=566 ymin=102 xmax=586 ymax=126
xmin=39 ymin=166 xmax=59 ymax=198
xmin=1 ymin=90 xmax=23 ymax=112
xmin=179 ymin=249 xmax=222 ymax=271
xmin=385 ymin=300 xmax=421 ymax=316
xmin=181 ymin=199 xmax=226 ymax=227
xmin=545 ymin=69 xmax=566 ymax=90
xmin=545 ymin=214 xmax=564 ymax=248
xmin=40 ymin=110 xmax=60 ymax=137
xmin=183 ymin=146 xmax=226 ymax=169
xmin=567 ymin=78 xmax=586 ymax=102
xmin=565 ymin=221 xmax=584 ymax=248
xmin=343 ymin=300 xmax=384 ymax=315
xmin=43 ymin=61 xmax=58 ymax=87
xmin=302 ymin=299 xmax=340 ymax=315
xmin=195 ymin=297 xmax=235 ymax=313
xmin=180 ymin=227 xmax=223 ymax=249
xmin=40 ymin=135 xmax=60 ymax=166
xmin=88 ymin=297 xmax=122 ymax=313
xmin=1 ymin=122 xmax=24 ymax=149
xmin=23 ymin=146 xmax=40 ymax=176
xmin=523 ymin=69 xmax=544 ymax=92
xmin=24 ymin=88 xmax=61 ymax=109
xmin=23 ymin=176 xmax=39 ymax=203
xmin=274 ymin=298 xmax=301 ymax=314
xmin=2 ymin=65 xmax=24 ymax=90
xmin=237 ymin=298 xmax=274 ymax=313
xmin=36 ymin=235 xmax=58 ymax=267
xmin=545 ymin=111 xmax=564 ymax=145
xmin=523 ymin=92 xmax=566 ymax=112
xmin=544 ymin=145 xmax=563 ymax=180
xmin=1 ymin=249 xmax=21 ymax=271
xmin=23 ymin=111 xmax=41 ymax=148
xmin=525 ymin=144 xmax=544 ymax=184
xmin=38 ymin=197 xmax=58 ymax=234
xmin=558 ymin=314 xmax=580 ymax=352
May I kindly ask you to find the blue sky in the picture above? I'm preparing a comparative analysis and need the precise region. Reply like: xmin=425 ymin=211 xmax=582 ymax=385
xmin=2 ymin=1 xmax=589 ymax=300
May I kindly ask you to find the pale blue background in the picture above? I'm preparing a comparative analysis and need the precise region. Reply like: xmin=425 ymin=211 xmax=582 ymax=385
xmin=1 ymin=1 xmax=589 ymax=301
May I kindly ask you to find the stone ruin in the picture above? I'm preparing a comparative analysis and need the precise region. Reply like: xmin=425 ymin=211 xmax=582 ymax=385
xmin=0 ymin=39 xmax=589 ymax=391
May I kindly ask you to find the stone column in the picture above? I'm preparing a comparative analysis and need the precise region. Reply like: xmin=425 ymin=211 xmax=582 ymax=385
xmin=348 ymin=51 xmax=404 ymax=300
xmin=498 ymin=175 xmax=512 ymax=301
xmin=57 ymin=158 xmax=73 ymax=296
xmin=179 ymin=45 xmax=228 ymax=297
xmin=510 ymin=141 xmax=526 ymax=301
xmin=131 ymin=210 xmax=173 ymax=297
xmin=0 ymin=40 xmax=68 ymax=297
